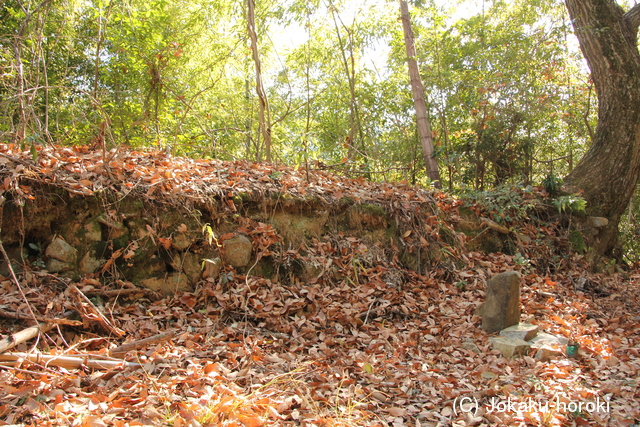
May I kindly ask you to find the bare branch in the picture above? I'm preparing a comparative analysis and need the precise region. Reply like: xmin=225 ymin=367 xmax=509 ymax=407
xmin=624 ymin=4 xmax=640 ymax=32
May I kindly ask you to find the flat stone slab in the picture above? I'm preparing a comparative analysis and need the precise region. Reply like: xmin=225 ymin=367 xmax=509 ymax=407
xmin=528 ymin=331 xmax=569 ymax=350
xmin=500 ymin=323 xmax=539 ymax=341
xmin=490 ymin=336 xmax=531 ymax=358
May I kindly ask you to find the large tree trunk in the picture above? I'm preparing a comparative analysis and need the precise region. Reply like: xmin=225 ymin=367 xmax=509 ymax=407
xmin=564 ymin=0 xmax=640 ymax=256
xmin=399 ymin=1 xmax=441 ymax=188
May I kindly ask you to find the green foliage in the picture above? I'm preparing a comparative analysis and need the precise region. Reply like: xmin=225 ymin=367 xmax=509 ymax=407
xmin=552 ymin=194 xmax=586 ymax=213
xmin=400 ymin=0 xmax=592 ymax=190
xmin=0 ymin=0 xmax=593 ymax=190
xmin=542 ymin=173 xmax=563 ymax=196
xmin=462 ymin=184 xmax=536 ymax=224
xmin=513 ymin=252 xmax=530 ymax=268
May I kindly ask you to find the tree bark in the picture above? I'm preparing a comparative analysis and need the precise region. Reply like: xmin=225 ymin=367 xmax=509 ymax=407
xmin=399 ymin=0 xmax=441 ymax=188
xmin=564 ymin=0 xmax=640 ymax=256
xmin=247 ymin=0 xmax=272 ymax=162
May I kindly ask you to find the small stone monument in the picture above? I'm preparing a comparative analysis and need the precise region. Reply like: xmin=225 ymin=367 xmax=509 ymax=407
xmin=479 ymin=271 xmax=521 ymax=333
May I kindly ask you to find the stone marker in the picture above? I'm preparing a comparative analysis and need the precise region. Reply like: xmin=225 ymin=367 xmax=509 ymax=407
xmin=480 ymin=271 xmax=521 ymax=333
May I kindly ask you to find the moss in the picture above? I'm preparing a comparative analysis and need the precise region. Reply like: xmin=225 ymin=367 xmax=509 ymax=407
xmin=254 ymin=259 xmax=277 ymax=279
xmin=339 ymin=196 xmax=355 ymax=206
xmin=438 ymin=225 xmax=458 ymax=246
xmin=569 ymin=229 xmax=587 ymax=253
xmin=356 ymin=203 xmax=387 ymax=217
xmin=270 ymin=191 xmax=291 ymax=200
xmin=232 ymin=192 xmax=252 ymax=204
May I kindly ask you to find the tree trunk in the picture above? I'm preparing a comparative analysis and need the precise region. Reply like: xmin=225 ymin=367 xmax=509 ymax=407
xmin=563 ymin=0 xmax=640 ymax=256
xmin=399 ymin=0 xmax=441 ymax=188
xmin=247 ymin=0 xmax=272 ymax=162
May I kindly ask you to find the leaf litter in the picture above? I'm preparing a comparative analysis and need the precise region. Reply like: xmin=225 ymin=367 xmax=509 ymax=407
xmin=0 ymin=144 xmax=638 ymax=426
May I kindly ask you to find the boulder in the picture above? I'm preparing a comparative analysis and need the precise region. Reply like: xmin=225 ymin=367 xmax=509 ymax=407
xmin=171 ymin=232 xmax=193 ymax=251
xmin=222 ymin=234 xmax=253 ymax=268
xmin=78 ymin=250 xmax=105 ymax=275
xmin=45 ymin=237 xmax=77 ymax=264
xmin=171 ymin=252 xmax=202 ymax=284
xmin=46 ymin=258 xmax=75 ymax=273
xmin=203 ymin=257 xmax=222 ymax=280
xmin=84 ymin=220 xmax=103 ymax=242
xmin=480 ymin=271 xmax=521 ymax=333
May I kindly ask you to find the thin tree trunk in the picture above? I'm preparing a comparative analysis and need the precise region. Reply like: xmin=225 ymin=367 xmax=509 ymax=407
xmin=247 ymin=0 xmax=272 ymax=162
xmin=399 ymin=0 xmax=441 ymax=188
xmin=564 ymin=0 xmax=640 ymax=256
xmin=329 ymin=2 xmax=363 ymax=162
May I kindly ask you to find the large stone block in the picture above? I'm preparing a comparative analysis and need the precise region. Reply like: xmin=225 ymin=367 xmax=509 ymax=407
xmin=481 ymin=271 xmax=521 ymax=333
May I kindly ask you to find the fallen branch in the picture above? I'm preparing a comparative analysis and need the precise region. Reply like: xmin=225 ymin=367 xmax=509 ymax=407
xmin=0 ymin=310 xmax=76 ymax=354
xmin=69 ymin=284 xmax=126 ymax=337
xmin=0 ymin=308 xmax=82 ymax=326
xmin=108 ymin=330 xmax=176 ymax=356
xmin=0 ymin=321 xmax=56 ymax=354
xmin=84 ymin=287 xmax=162 ymax=301
xmin=0 ymin=352 xmax=142 ymax=370
xmin=481 ymin=217 xmax=511 ymax=235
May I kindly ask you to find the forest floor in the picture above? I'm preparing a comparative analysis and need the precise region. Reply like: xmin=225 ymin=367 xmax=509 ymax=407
xmin=0 ymin=145 xmax=638 ymax=427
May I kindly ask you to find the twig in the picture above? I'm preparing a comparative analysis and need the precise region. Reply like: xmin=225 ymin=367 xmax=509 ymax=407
xmin=84 ymin=287 xmax=161 ymax=301
xmin=363 ymin=299 xmax=376 ymax=325
xmin=69 ymin=285 xmax=125 ymax=337
xmin=0 ymin=308 xmax=82 ymax=326
xmin=0 ymin=364 xmax=51 ymax=376
xmin=0 ymin=352 xmax=142 ymax=370
xmin=108 ymin=330 xmax=176 ymax=356
xmin=0 ymin=152 xmax=33 ymax=167
xmin=0 ymin=310 xmax=74 ymax=353
xmin=0 ymin=310 xmax=76 ymax=354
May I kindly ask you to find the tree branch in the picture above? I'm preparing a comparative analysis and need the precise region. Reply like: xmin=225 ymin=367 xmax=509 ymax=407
xmin=624 ymin=4 xmax=640 ymax=31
